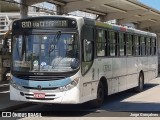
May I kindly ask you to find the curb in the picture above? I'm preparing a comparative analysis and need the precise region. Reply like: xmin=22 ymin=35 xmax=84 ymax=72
xmin=0 ymin=102 xmax=33 ymax=111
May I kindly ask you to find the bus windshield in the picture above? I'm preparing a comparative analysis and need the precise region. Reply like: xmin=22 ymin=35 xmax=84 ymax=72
xmin=12 ymin=33 xmax=80 ymax=72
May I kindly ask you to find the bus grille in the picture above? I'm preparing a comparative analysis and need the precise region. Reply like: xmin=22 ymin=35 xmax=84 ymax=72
xmin=17 ymin=75 xmax=67 ymax=81
xmin=23 ymin=86 xmax=58 ymax=90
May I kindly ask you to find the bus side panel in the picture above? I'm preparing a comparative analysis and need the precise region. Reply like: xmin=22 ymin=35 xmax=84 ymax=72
xmin=81 ymin=60 xmax=99 ymax=103
xmin=81 ymin=67 xmax=93 ymax=102
xmin=99 ymin=58 xmax=113 ymax=95
xmin=90 ymin=58 xmax=113 ymax=96
xmin=126 ymin=57 xmax=139 ymax=89
xmin=147 ymin=57 xmax=153 ymax=82
xmin=138 ymin=57 xmax=149 ymax=83
xmin=144 ymin=56 xmax=150 ymax=82
xmin=112 ymin=58 xmax=127 ymax=92
xmin=148 ymin=56 xmax=158 ymax=80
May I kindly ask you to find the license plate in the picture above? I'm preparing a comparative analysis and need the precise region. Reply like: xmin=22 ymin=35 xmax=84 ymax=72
xmin=34 ymin=93 xmax=45 ymax=98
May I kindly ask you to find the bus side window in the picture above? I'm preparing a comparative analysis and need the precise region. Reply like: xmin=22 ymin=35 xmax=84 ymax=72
xmin=109 ymin=31 xmax=116 ymax=57
xmin=105 ymin=30 xmax=109 ymax=56
xmin=132 ymin=35 xmax=135 ymax=56
xmin=126 ymin=34 xmax=133 ymax=56
xmin=140 ymin=36 xmax=145 ymax=56
xmin=96 ymin=29 xmax=105 ymax=57
xmin=134 ymin=35 xmax=140 ymax=56
xmin=138 ymin=36 xmax=141 ymax=56
xmin=146 ymin=37 xmax=151 ymax=56
xmin=154 ymin=38 xmax=157 ymax=55
xmin=151 ymin=38 xmax=156 ymax=55
xmin=119 ymin=32 xmax=125 ymax=56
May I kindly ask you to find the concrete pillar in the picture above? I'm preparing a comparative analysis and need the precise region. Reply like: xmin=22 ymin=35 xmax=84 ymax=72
xmin=117 ymin=19 xmax=123 ymax=25
xmin=99 ymin=15 xmax=106 ymax=22
xmin=156 ymin=33 xmax=160 ymax=72
xmin=20 ymin=0 xmax=28 ymax=18
xmin=56 ymin=5 xmax=64 ymax=15
xmin=0 ymin=3 xmax=1 ymax=12
xmin=156 ymin=33 xmax=160 ymax=54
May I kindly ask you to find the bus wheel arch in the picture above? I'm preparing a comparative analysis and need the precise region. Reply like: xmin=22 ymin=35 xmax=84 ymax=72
xmin=99 ymin=77 xmax=108 ymax=97
xmin=89 ymin=77 xmax=108 ymax=108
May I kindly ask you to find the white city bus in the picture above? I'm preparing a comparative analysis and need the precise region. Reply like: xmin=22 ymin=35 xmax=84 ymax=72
xmin=10 ymin=16 xmax=158 ymax=108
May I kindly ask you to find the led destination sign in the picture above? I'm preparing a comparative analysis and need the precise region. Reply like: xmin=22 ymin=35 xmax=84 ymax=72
xmin=21 ymin=20 xmax=68 ymax=28
xmin=13 ymin=18 xmax=77 ymax=29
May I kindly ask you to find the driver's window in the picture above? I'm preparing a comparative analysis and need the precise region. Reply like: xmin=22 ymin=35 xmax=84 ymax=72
xmin=81 ymin=25 xmax=94 ymax=75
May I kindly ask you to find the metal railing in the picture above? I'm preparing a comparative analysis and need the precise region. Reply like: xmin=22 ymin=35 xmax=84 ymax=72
xmin=0 ymin=15 xmax=11 ymax=36
xmin=0 ymin=12 xmax=51 ymax=36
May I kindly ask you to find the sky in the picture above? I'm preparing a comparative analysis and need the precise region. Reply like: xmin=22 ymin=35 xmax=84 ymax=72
xmin=139 ymin=0 xmax=160 ymax=11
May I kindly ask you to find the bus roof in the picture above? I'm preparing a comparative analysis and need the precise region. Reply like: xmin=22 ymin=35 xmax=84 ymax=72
xmin=94 ymin=21 xmax=156 ymax=37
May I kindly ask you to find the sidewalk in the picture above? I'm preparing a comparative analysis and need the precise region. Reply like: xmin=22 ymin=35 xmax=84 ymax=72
xmin=0 ymin=80 xmax=31 ymax=111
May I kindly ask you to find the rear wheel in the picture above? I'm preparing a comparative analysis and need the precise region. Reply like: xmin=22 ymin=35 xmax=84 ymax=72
xmin=135 ymin=72 xmax=144 ymax=92
xmin=90 ymin=81 xmax=104 ymax=108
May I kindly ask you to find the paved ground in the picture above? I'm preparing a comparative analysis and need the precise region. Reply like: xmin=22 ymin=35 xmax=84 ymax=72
xmin=0 ymin=80 xmax=29 ymax=111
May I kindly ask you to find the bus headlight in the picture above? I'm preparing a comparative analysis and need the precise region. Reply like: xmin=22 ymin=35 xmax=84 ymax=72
xmin=59 ymin=77 xmax=79 ymax=92
xmin=10 ymin=79 xmax=22 ymax=90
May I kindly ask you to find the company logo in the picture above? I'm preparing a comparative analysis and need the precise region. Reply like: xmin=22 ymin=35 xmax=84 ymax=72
xmin=37 ymin=85 xmax=42 ymax=90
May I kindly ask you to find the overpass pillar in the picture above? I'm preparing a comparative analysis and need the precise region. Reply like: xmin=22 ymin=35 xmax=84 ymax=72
xmin=56 ymin=5 xmax=64 ymax=15
xmin=156 ymin=33 xmax=160 ymax=72
xmin=20 ymin=0 xmax=28 ymax=18
xmin=99 ymin=15 xmax=106 ymax=22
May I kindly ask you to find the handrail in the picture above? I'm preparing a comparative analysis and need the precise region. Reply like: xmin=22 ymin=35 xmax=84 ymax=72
xmin=0 ymin=15 xmax=11 ymax=35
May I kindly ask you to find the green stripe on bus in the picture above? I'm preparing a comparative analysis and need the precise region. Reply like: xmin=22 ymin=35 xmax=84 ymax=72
xmin=95 ymin=22 xmax=112 ymax=28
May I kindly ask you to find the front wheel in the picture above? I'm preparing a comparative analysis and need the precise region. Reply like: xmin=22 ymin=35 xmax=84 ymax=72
xmin=89 ymin=81 xmax=104 ymax=108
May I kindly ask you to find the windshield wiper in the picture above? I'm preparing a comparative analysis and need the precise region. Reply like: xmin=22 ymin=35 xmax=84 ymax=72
xmin=49 ymin=31 xmax=61 ymax=56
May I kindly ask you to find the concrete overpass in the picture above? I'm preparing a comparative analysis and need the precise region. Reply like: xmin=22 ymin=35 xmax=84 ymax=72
xmin=1 ymin=0 xmax=160 ymax=33
xmin=0 ymin=0 xmax=19 ymax=12
xmin=14 ymin=0 xmax=159 ymax=33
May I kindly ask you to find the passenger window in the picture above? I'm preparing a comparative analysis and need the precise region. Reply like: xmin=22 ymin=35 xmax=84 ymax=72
xmin=119 ymin=33 xmax=125 ymax=56
xmin=96 ymin=29 xmax=105 ymax=57
xmin=127 ymin=34 xmax=132 ymax=56
xmin=151 ymin=38 xmax=156 ymax=55
xmin=141 ymin=36 xmax=146 ymax=56
xmin=134 ymin=35 xmax=140 ymax=56
xmin=146 ymin=38 xmax=151 ymax=55
xmin=109 ymin=31 xmax=116 ymax=56
xmin=154 ymin=38 xmax=157 ymax=55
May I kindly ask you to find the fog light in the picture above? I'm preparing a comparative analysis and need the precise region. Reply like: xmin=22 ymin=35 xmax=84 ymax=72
xmin=20 ymin=92 xmax=24 ymax=96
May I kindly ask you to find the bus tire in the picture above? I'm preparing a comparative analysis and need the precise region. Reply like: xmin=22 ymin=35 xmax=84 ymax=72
xmin=135 ymin=72 xmax=144 ymax=92
xmin=89 ymin=81 xmax=104 ymax=108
